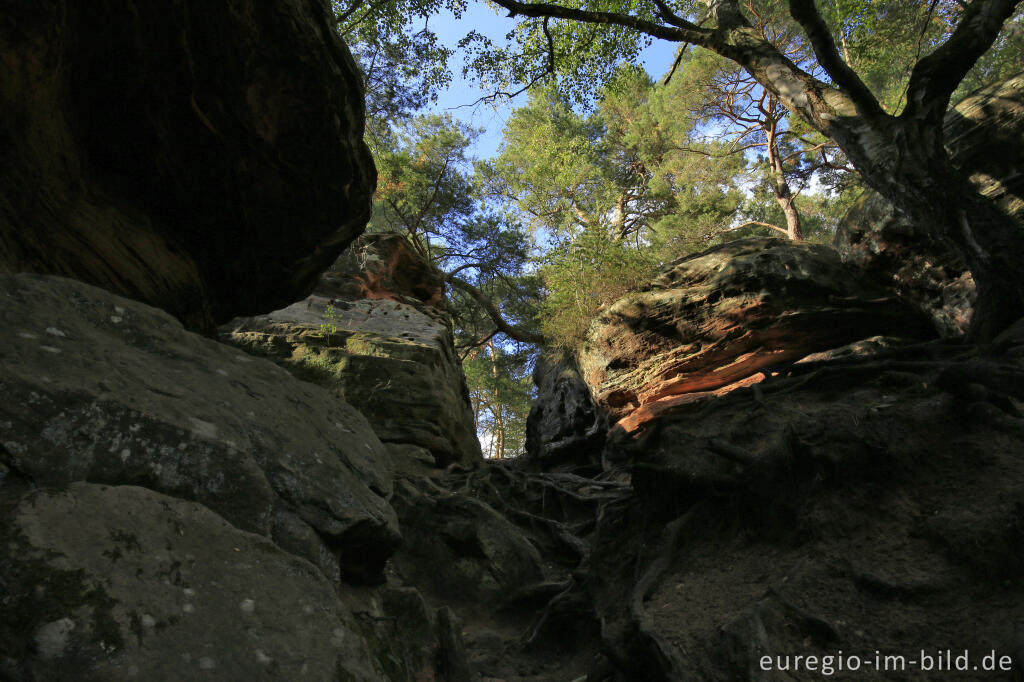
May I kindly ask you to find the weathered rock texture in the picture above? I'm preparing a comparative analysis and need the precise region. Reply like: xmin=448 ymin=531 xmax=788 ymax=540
xmin=1 ymin=483 xmax=386 ymax=681
xmin=0 ymin=0 xmax=375 ymax=334
xmin=223 ymin=233 xmax=482 ymax=468
xmin=588 ymin=341 xmax=1024 ymax=681
xmin=835 ymin=71 xmax=1024 ymax=337
xmin=524 ymin=351 xmax=606 ymax=469
xmin=0 ymin=273 xmax=453 ymax=679
xmin=0 ymin=273 xmax=398 ymax=586
xmin=579 ymin=237 xmax=933 ymax=427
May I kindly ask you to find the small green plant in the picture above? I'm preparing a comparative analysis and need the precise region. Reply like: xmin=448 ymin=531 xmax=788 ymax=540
xmin=319 ymin=304 xmax=339 ymax=344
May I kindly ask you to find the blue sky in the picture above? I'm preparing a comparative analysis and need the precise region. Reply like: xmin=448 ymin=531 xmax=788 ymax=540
xmin=424 ymin=3 xmax=679 ymax=159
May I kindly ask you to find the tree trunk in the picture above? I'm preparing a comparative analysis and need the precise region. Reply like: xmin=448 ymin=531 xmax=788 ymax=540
xmin=487 ymin=339 xmax=505 ymax=460
xmin=768 ymin=151 xmax=803 ymax=241
xmin=880 ymin=160 xmax=1024 ymax=340
xmin=777 ymin=193 xmax=803 ymax=241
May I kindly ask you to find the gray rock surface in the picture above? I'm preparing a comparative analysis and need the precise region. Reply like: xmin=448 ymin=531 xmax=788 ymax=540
xmin=0 ymin=483 xmax=385 ymax=681
xmin=223 ymin=234 xmax=482 ymax=468
xmin=0 ymin=273 xmax=398 ymax=584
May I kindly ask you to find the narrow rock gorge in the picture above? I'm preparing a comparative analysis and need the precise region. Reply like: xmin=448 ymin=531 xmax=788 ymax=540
xmin=2 ymin=3 xmax=1023 ymax=681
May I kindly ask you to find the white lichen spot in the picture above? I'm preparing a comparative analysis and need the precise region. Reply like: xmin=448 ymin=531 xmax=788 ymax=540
xmin=183 ymin=588 xmax=196 ymax=598
xmin=224 ymin=440 xmax=237 ymax=449
xmin=182 ymin=603 xmax=195 ymax=614
xmin=255 ymin=649 xmax=273 ymax=665
xmin=198 ymin=657 xmax=216 ymax=670
xmin=188 ymin=417 xmax=218 ymax=440
xmin=3 ymin=441 xmax=26 ymax=455
xmin=34 ymin=618 xmax=75 ymax=660
xmin=120 ymin=448 xmax=131 ymax=462
xmin=216 ymin=369 xmax=228 ymax=376
xmin=181 ymin=653 xmax=192 ymax=663
xmin=141 ymin=614 xmax=156 ymax=628
xmin=45 ymin=327 xmax=66 ymax=337
xmin=129 ymin=423 xmax=142 ymax=433
xmin=330 ymin=628 xmax=346 ymax=646
xmin=303 ymin=604 xmax=314 ymax=615
xmin=239 ymin=598 xmax=255 ymax=614
xmin=18 ymin=331 xmax=39 ymax=339
xmin=233 ymin=354 xmax=253 ymax=363
xmin=115 ymin=305 xmax=125 ymax=314
xmin=40 ymin=346 xmax=61 ymax=354
xmin=110 ymin=316 xmax=123 ymax=324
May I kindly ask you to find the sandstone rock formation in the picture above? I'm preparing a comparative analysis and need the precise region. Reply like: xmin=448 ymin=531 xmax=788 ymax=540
xmin=579 ymin=237 xmax=933 ymax=428
xmin=223 ymin=233 xmax=482 ymax=468
xmin=835 ymin=71 xmax=1024 ymax=337
xmin=0 ymin=274 xmax=407 ymax=679
xmin=524 ymin=351 xmax=606 ymax=469
xmin=1 ymin=483 xmax=386 ymax=681
xmin=0 ymin=273 xmax=398 ymax=584
xmin=4 ymin=1 xmax=1024 ymax=679
xmin=0 ymin=0 xmax=375 ymax=334
xmin=588 ymin=341 xmax=1024 ymax=681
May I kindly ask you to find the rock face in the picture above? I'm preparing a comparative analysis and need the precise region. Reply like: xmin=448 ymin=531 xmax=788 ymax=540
xmin=0 ymin=273 xmax=398 ymax=585
xmin=0 ymin=0 xmax=375 ymax=334
xmin=223 ymin=233 xmax=482 ymax=468
xmin=835 ymin=71 xmax=1024 ymax=337
xmin=524 ymin=351 xmax=606 ymax=469
xmin=1 ymin=483 xmax=386 ymax=681
xmin=579 ymin=237 xmax=933 ymax=427
xmin=587 ymin=346 xmax=1024 ymax=681
xmin=0 ymin=273 xmax=419 ymax=679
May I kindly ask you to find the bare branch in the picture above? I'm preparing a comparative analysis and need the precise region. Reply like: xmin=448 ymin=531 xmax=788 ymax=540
xmin=489 ymin=0 xmax=699 ymax=43
xmin=446 ymin=274 xmax=545 ymax=345
xmin=725 ymin=220 xmax=790 ymax=236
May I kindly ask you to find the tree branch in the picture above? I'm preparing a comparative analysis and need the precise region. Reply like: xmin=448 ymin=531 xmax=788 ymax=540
xmin=902 ymin=0 xmax=1022 ymax=124
xmin=446 ymin=274 xmax=545 ymax=345
xmin=725 ymin=220 xmax=790 ymax=236
xmin=788 ymin=0 xmax=885 ymax=123
xmin=489 ymin=0 xmax=699 ymax=43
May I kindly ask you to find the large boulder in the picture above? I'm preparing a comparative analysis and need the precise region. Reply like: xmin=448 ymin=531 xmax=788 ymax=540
xmin=524 ymin=351 xmax=606 ymax=469
xmin=835 ymin=71 xmax=1024 ymax=337
xmin=591 ymin=351 xmax=1024 ymax=681
xmin=0 ymin=273 xmax=398 ymax=585
xmin=0 ymin=483 xmax=386 ymax=681
xmin=579 ymin=237 xmax=933 ymax=428
xmin=0 ymin=0 xmax=375 ymax=334
xmin=223 ymin=234 xmax=483 ymax=468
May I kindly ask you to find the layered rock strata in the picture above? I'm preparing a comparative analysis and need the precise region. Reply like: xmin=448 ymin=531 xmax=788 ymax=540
xmin=579 ymin=237 xmax=933 ymax=428
xmin=223 ymin=233 xmax=482 ymax=468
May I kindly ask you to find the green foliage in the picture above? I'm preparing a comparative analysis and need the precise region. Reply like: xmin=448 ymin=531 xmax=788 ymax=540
xmin=333 ymin=0 xmax=465 ymax=137
xmin=363 ymin=111 xmax=542 ymax=454
xmin=538 ymin=225 xmax=657 ymax=348
xmin=465 ymin=0 xmax=1023 ymax=113
xmin=319 ymin=305 xmax=340 ymax=343
xmin=818 ymin=1 xmax=1024 ymax=111
xmin=463 ymin=342 xmax=535 ymax=458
